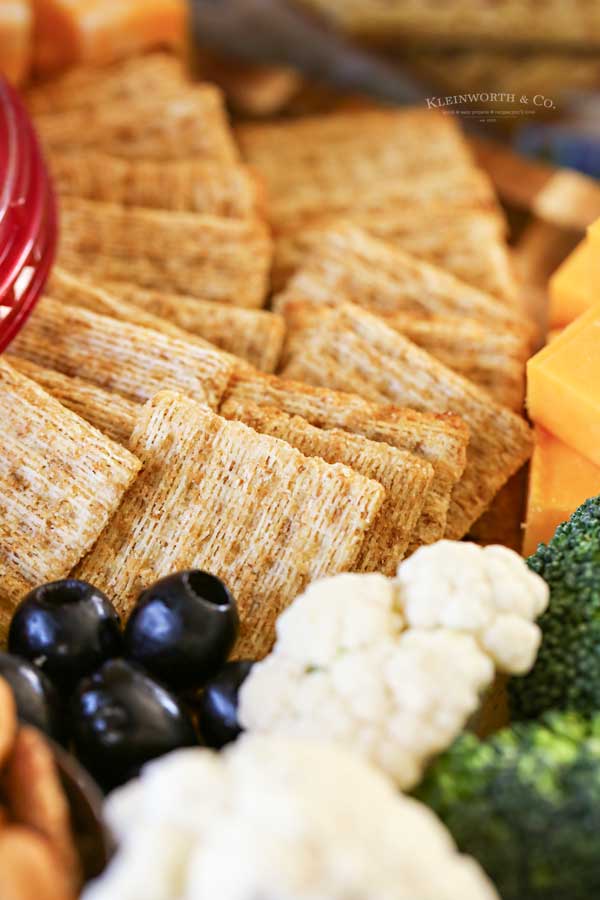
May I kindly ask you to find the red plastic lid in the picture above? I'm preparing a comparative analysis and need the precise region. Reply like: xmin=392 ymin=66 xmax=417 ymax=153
xmin=0 ymin=78 xmax=57 ymax=353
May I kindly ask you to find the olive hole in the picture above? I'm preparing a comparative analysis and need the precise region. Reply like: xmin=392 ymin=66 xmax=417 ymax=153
xmin=186 ymin=571 xmax=231 ymax=608
xmin=39 ymin=579 xmax=89 ymax=606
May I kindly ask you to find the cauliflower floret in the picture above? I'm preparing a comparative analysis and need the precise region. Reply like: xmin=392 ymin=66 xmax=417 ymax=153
xmin=275 ymin=572 xmax=404 ymax=665
xmin=395 ymin=541 xmax=549 ymax=674
xmin=83 ymin=737 xmax=499 ymax=900
xmin=239 ymin=573 xmax=494 ymax=789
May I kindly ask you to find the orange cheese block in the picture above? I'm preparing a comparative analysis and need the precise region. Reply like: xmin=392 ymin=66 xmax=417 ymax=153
xmin=548 ymin=238 xmax=596 ymax=329
xmin=527 ymin=299 xmax=600 ymax=467
xmin=33 ymin=0 xmax=187 ymax=74
xmin=0 ymin=1 xmax=32 ymax=84
xmin=523 ymin=426 xmax=600 ymax=557
xmin=588 ymin=218 xmax=600 ymax=286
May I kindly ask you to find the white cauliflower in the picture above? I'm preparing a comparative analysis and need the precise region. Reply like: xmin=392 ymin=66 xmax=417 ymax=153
xmin=240 ymin=542 xmax=548 ymax=789
xmin=396 ymin=541 xmax=549 ymax=674
xmin=83 ymin=736 xmax=499 ymax=900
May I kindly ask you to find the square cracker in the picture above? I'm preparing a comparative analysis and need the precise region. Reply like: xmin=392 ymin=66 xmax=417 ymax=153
xmin=222 ymin=370 xmax=469 ymax=551
xmin=48 ymin=152 xmax=263 ymax=219
xmin=272 ymin=208 xmax=517 ymax=304
xmin=276 ymin=296 xmax=527 ymax=411
xmin=8 ymin=297 xmax=234 ymax=409
xmin=25 ymin=53 xmax=188 ymax=115
xmin=220 ymin=397 xmax=434 ymax=573
xmin=237 ymin=107 xmax=517 ymax=303
xmin=78 ymin=276 xmax=285 ymax=374
xmin=8 ymin=358 xmax=139 ymax=446
xmin=279 ymin=303 xmax=533 ymax=538
xmin=236 ymin=108 xmax=495 ymax=230
xmin=75 ymin=392 xmax=384 ymax=657
xmin=274 ymin=222 xmax=528 ymax=331
xmin=33 ymin=81 xmax=238 ymax=163
xmin=46 ymin=267 xmax=237 ymax=360
xmin=56 ymin=198 xmax=272 ymax=308
xmin=0 ymin=360 xmax=140 ymax=624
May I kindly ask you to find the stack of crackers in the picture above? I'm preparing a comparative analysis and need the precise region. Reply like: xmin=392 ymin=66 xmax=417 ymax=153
xmin=0 ymin=679 xmax=79 ymax=900
xmin=0 ymin=53 xmax=534 ymax=658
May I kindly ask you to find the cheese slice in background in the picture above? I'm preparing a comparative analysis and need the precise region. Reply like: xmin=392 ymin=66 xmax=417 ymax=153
xmin=523 ymin=426 xmax=600 ymax=557
xmin=0 ymin=0 xmax=32 ymax=84
xmin=527 ymin=299 xmax=600 ymax=467
xmin=33 ymin=0 xmax=187 ymax=74
xmin=548 ymin=238 xmax=596 ymax=329
xmin=588 ymin=218 xmax=600 ymax=288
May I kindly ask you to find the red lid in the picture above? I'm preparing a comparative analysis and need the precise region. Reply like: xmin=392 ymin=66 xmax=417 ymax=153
xmin=0 ymin=78 xmax=57 ymax=353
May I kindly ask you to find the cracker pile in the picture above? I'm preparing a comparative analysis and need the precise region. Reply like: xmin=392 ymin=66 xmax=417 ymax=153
xmin=0 ymin=679 xmax=79 ymax=899
xmin=0 ymin=53 xmax=534 ymax=657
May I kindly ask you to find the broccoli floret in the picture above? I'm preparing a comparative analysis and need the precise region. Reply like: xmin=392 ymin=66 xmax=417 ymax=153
xmin=509 ymin=494 xmax=600 ymax=719
xmin=416 ymin=712 xmax=600 ymax=900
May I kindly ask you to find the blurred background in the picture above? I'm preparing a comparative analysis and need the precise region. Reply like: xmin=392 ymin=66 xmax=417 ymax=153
xmin=3 ymin=0 xmax=600 ymax=173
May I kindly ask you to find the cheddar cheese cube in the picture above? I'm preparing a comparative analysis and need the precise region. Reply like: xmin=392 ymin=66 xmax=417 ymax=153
xmin=548 ymin=238 xmax=596 ymax=329
xmin=527 ymin=300 xmax=600 ymax=467
xmin=0 ymin=1 xmax=32 ymax=84
xmin=588 ymin=218 xmax=600 ymax=287
xmin=33 ymin=0 xmax=187 ymax=74
xmin=523 ymin=426 xmax=600 ymax=557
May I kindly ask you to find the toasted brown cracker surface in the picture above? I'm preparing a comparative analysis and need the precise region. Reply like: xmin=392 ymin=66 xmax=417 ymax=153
xmin=56 ymin=198 xmax=272 ymax=308
xmin=277 ymin=295 xmax=528 ymax=410
xmin=76 ymin=393 xmax=384 ymax=657
xmin=88 ymin=278 xmax=285 ymax=373
xmin=33 ymin=81 xmax=238 ymax=162
xmin=273 ymin=223 xmax=528 ymax=330
xmin=272 ymin=208 xmax=517 ymax=303
xmin=25 ymin=53 xmax=187 ymax=115
xmin=279 ymin=304 xmax=533 ymax=539
xmin=49 ymin=151 xmax=263 ymax=219
xmin=0 ymin=360 xmax=140 ymax=619
xmin=8 ymin=297 xmax=234 ymax=409
xmin=237 ymin=108 xmax=517 ymax=303
xmin=222 ymin=370 xmax=469 ymax=549
xmin=46 ymin=267 xmax=236 ymax=359
xmin=9 ymin=358 xmax=139 ymax=445
xmin=221 ymin=397 xmax=433 ymax=573
xmin=237 ymin=108 xmax=496 ymax=230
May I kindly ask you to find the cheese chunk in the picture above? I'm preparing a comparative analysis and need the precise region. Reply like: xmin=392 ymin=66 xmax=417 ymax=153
xmin=33 ymin=0 xmax=186 ymax=74
xmin=527 ymin=300 xmax=600 ymax=466
xmin=588 ymin=218 xmax=600 ymax=287
xmin=523 ymin=427 xmax=600 ymax=557
xmin=548 ymin=239 xmax=596 ymax=328
xmin=0 ymin=1 xmax=32 ymax=84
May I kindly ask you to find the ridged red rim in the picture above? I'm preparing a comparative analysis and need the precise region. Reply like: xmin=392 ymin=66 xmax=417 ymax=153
xmin=0 ymin=79 xmax=57 ymax=353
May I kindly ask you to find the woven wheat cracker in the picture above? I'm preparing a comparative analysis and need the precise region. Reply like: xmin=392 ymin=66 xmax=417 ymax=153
xmin=237 ymin=108 xmax=495 ymax=230
xmin=274 ymin=223 xmax=528 ymax=329
xmin=34 ymin=82 xmax=238 ymax=162
xmin=76 ymin=392 xmax=384 ymax=657
xmin=46 ymin=267 xmax=238 ymax=361
xmin=93 ymin=278 xmax=285 ymax=373
xmin=25 ymin=53 xmax=187 ymax=115
xmin=57 ymin=198 xmax=272 ymax=308
xmin=280 ymin=303 xmax=533 ymax=538
xmin=222 ymin=370 xmax=469 ymax=550
xmin=9 ymin=358 xmax=138 ymax=445
xmin=49 ymin=151 xmax=263 ymax=218
xmin=276 ymin=295 xmax=527 ymax=410
xmin=0 ymin=360 xmax=140 ymax=624
xmin=272 ymin=207 xmax=517 ymax=303
xmin=8 ymin=297 xmax=234 ymax=409
xmin=221 ymin=397 xmax=433 ymax=573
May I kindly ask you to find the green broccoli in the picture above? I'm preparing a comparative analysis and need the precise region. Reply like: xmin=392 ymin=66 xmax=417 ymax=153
xmin=509 ymin=493 xmax=600 ymax=720
xmin=416 ymin=712 xmax=600 ymax=900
